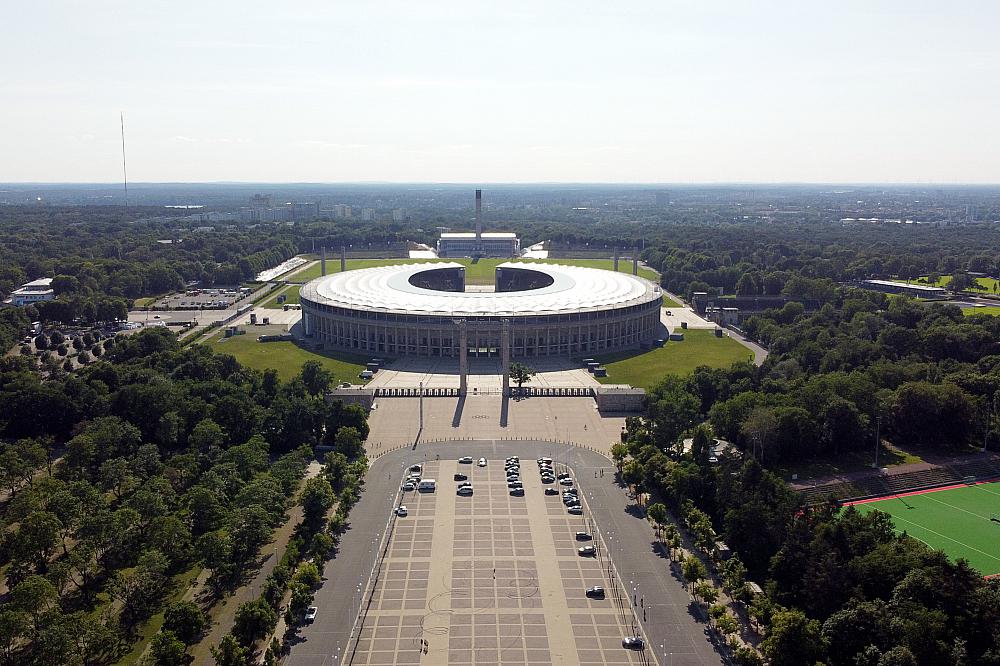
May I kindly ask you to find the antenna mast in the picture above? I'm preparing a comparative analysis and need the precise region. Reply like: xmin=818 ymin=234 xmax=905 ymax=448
xmin=120 ymin=112 xmax=129 ymax=210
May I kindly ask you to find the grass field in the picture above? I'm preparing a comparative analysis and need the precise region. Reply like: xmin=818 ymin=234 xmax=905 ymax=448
xmin=854 ymin=481 xmax=1000 ymax=576
xmin=588 ymin=329 xmax=750 ymax=390
xmin=903 ymin=275 xmax=1000 ymax=293
xmin=662 ymin=294 xmax=683 ymax=308
xmin=963 ymin=306 xmax=1000 ymax=317
xmin=285 ymin=257 xmax=660 ymax=284
xmin=260 ymin=284 xmax=301 ymax=309
xmin=206 ymin=330 xmax=368 ymax=383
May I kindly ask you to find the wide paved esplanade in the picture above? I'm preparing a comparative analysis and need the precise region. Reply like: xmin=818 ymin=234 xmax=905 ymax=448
xmin=300 ymin=262 xmax=662 ymax=358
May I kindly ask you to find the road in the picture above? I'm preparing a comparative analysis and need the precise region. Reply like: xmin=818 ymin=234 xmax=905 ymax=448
xmin=286 ymin=440 xmax=722 ymax=666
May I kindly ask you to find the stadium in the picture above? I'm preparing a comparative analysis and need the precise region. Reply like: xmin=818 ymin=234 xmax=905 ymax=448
xmin=300 ymin=262 xmax=662 ymax=358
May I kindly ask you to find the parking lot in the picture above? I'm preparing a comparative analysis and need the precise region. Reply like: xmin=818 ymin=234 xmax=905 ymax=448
xmin=350 ymin=457 xmax=647 ymax=666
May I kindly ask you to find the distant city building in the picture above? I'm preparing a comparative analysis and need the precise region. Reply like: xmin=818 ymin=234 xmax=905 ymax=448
xmin=392 ymin=208 xmax=406 ymax=222
xmin=291 ymin=202 xmax=320 ymax=220
xmin=361 ymin=207 xmax=376 ymax=221
xmin=10 ymin=278 xmax=55 ymax=306
xmin=333 ymin=204 xmax=352 ymax=219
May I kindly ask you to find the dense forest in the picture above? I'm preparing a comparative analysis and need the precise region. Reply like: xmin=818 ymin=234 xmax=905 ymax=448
xmin=0 ymin=329 xmax=369 ymax=664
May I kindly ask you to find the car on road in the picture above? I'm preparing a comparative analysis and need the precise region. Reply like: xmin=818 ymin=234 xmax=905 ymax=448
xmin=478 ymin=458 xmax=487 ymax=467
xmin=305 ymin=606 xmax=318 ymax=622
xmin=586 ymin=586 xmax=605 ymax=598
xmin=395 ymin=506 xmax=408 ymax=517
xmin=457 ymin=485 xmax=474 ymax=496
xmin=510 ymin=488 xmax=525 ymax=497
xmin=575 ymin=532 xmax=592 ymax=540
xmin=401 ymin=482 xmax=415 ymax=491
xmin=622 ymin=636 xmax=645 ymax=649
xmin=458 ymin=456 xmax=473 ymax=464
xmin=559 ymin=477 xmax=574 ymax=486
xmin=410 ymin=464 xmax=422 ymax=473
xmin=578 ymin=545 xmax=596 ymax=556
xmin=454 ymin=473 xmax=468 ymax=481
xmin=544 ymin=487 xmax=559 ymax=495
xmin=567 ymin=506 xmax=584 ymax=515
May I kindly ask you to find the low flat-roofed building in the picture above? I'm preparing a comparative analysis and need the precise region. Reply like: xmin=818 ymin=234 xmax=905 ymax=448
xmin=860 ymin=279 xmax=948 ymax=299
xmin=11 ymin=278 xmax=55 ymax=306
xmin=437 ymin=232 xmax=520 ymax=258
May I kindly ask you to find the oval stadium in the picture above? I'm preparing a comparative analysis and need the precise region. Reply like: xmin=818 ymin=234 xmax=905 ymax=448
xmin=300 ymin=262 xmax=662 ymax=358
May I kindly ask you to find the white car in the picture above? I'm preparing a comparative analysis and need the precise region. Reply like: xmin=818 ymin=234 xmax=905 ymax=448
xmin=457 ymin=485 xmax=474 ymax=496
xmin=395 ymin=505 xmax=408 ymax=517
xmin=559 ymin=477 xmax=574 ymax=486
xmin=305 ymin=606 xmax=318 ymax=622
xmin=458 ymin=456 xmax=473 ymax=464
xmin=477 ymin=458 xmax=487 ymax=467
xmin=401 ymin=482 xmax=415 ymax=491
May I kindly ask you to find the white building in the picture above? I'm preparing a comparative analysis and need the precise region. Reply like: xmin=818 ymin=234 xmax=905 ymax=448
xmin=11 ymin=278 xmax=55 ymax=306
xmin=437 ymin=232 xmax=520 ymax=258
xmin=361 ymin=207 xmax=376 ymax=221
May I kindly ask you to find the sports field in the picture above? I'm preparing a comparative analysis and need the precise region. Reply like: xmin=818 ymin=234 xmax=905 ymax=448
xmin=853 ymin=481 xmax=1000 ymax=576
xmin=283 ymin=257 xmax=660 ymax=285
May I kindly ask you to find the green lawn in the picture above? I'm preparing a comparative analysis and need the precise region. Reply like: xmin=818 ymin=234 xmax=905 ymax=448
xmin=260 ymin=285 xmax=301 ymax=309
xmin=132 ymin=296 xmax=156 ymax=308
xmin=205 ymin=331 xmax=369 ymax=383
xmin=588 ymin=329 xmax=750 ymax=390
xmin=853 ymin=481 xmax=1000 ymax=576
xmin=662 ymin=294 xmax=683 ymax=308
xmin=904 ymin=275 xmax=1000 ymax=293
xmin=285 ymin=257 xmax=660 ymax=285
xmin=963 ymin=306 xmax=1000 ymax=317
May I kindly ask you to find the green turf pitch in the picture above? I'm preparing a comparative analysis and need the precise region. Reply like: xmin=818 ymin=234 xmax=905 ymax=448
xmin=854 ymin=481 xmax=1000 ymax=576
xmin=284 ymin=257 xmax=660 ymax=285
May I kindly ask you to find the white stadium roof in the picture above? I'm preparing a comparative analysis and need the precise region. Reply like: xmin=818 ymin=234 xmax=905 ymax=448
xmin=300 ymin=262 xmax=660 ymax=316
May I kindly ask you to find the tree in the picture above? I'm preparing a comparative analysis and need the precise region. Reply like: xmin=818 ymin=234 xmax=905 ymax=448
xmin=151 ymin=630 xmax=188 ymax=666
xmin=610 ymin=442 xmax=628 ymax=473
xmin=300 ymin=477 xmax=335 ymax=525
xmin=0 ymin=609 xmax=29 ymax=666
xmin=762 ymin=609 xmax=828 ymax=666
xmin=721 ymin=556 xmax=747 ymax=595
xmin=211 ymin=634 xmax=249 ymax=666
xmin=508 ymin=362 xmax=536 ymax=389
xmin=10 ymin=575 xmax=57 ymax=633
xmin=334 ymin=426 xmax=364 ymax=459
xmin=682 ymin=555 xmax=707 ymax=589
xmin=741 ymin=407 xmax=778 ymax=463
xmin=694 ymin=580 xmax=718 ymax=605
xmin=300 ymin=360 xmax=333 ymax=396
xmin=163 ymin=600 xmax=206 ymax=645
xmin=233 ymin=598 xmax=276 ymax=646
xmin=647 ymin=502 xmax=669 ymax=541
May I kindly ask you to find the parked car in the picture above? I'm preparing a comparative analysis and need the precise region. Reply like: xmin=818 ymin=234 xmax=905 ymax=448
xmin=568 ymin=506 xmax=583 ymax=515
xmin=305 ymin=606 xmax=318 ymax=622
xmin=395 ymin=505 xmax=408 ymax=517
xmin=622 ymin=637 xmax=645 ymax=649
xmin=478 ymin=458 xmax=487 ymax=467
xmin=586 ymin=586 xmax=605 ymax=598
xmin=458 ymin=456 xmax=473 ymax=464
xmin=401 ymin=482 xmax=415 ymax=491
xmin=457 ymin=486 xmax=474 ymax=496
xmin=559 ymin=477 xmax=574 ymax=486
xmin=509 ymin=488 xmax=525 ymax=497
xmin=454 ymin=473 xmax=468 ymax=481
xmin=575 ymin=532 xmax=592 ymax=541
xmin=578 ymin=545 xmax=596 ymax=556
xmin=544 ymin=487 xmax=559 ymax=495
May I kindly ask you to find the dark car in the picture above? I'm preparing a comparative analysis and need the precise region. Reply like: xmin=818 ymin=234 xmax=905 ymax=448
xmin=544 ymin=487 xmax=559 ymax=495
xmin=575 ymin=532 xmax=592 ymax=541
xmin=509 ymin=487 xmax=525 ymax=497
xmin=454 ymin=473 xmax=468 ymax=481
xmin=586 ymin=586 xmax=605 ymax=598
xmin=622 ymin=636 xmax=645 ymax=649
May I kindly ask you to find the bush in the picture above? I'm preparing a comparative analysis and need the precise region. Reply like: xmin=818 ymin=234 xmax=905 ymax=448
xmin=33 ymin=334 xmax=48 ymax=350
xmin=72 ymin=336 xmax=83 ymax=350
xmin=19 ymin=345 xmax=32 ymax=356
xmin=50 ymin=330 xmax=65 ymax=345
xmin=82 ymin=332 xmax=94 ymax=346
xmin=78 ymin=351 xmax=91 ymax=365
xmin=56 ymin=344 xmax=68 ymax=356
xmin=92 ymin=344 xmax=103 ymax=357
xmin=63 ymin=359 xmax=73 ymax=372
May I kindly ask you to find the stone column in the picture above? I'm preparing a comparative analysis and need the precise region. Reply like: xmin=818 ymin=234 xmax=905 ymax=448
xmin=340 ymin=246 xmax=347 ymax=272
xmin=457 ymin=319 xmax=468 ymax=396
xmin=501 ymin=318 xmax=511 ymax=397
xmin=320 ymin=246 xmax=327 ymax=276
xmin=613 ymin=247 xmax=619 ymax=272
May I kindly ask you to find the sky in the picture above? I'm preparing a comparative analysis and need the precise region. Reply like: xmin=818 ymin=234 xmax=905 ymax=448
xmin=2 ymin=1 xmax=999 ymax=183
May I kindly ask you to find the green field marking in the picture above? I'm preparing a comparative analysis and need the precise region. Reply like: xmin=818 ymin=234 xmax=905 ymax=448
xmin=204 ymin=330 xmax=369 ymax=383
xmin=588 ymin=329 xmax=749 ymax=389
xmin=856 ymin=482 xmax=1000 ymax=575
xmin=285 ymin=257 xmax=660 ymax=285
xmin=260 ymin=284 xmax=301 ymax=309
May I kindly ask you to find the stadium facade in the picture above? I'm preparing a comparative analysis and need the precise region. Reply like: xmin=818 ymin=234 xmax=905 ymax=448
xmin=300 ymin=262 xmax=662 ymax=358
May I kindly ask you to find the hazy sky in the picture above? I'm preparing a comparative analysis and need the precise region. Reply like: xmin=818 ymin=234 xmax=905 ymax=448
xmin=3 ymin=1 xmax=998 ymax=183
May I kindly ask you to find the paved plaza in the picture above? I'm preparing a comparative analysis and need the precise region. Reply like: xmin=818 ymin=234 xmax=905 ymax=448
xmin=351 ymin=458 xmax=648 ymax=666
xmin=365 ymin=396 xmax=626 ymax=455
